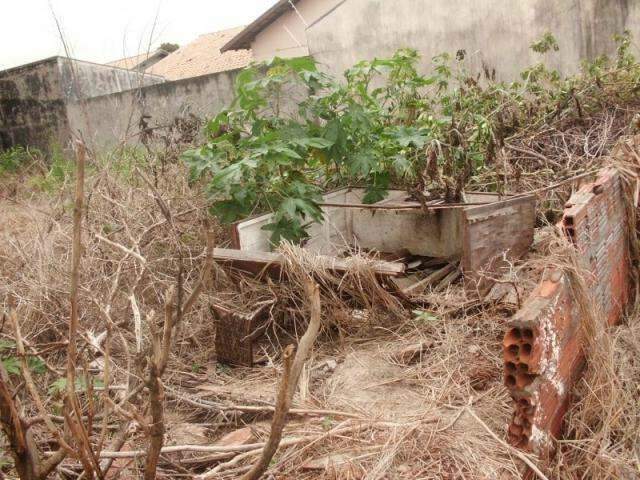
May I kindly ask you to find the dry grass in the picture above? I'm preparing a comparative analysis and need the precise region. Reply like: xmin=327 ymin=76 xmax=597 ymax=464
xmin=187 ymin=291 xmax=528 ymax=479
xmin=539 ymin=139 xmax=640 ymax=479
xmin=476 ymin=101 xmax=640 ymax=226
xmin=549 ymin=310 xmax=640 ymax=479
xmin=1 ymin=133 xmax=640 ymax=478
xmin=0 ymin=156 xmax=548 ymax=477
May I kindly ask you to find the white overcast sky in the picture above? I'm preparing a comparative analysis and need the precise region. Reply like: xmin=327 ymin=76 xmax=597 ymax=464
xmin=0 ymin=0 xmax=277 ymax=70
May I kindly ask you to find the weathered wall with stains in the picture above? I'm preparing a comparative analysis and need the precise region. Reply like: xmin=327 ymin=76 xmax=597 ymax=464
xmin=0 ymin=58 xmax=68 ymax=150
xmin=307 ymin=0 xmax=639 ymax=78
xmin=66 ymin=68 xmax=238 ymax=149
xmin=0 ymin=57 xmax=164 ymax=151
xmin=503 ymin=168 xmax=631 ymax=453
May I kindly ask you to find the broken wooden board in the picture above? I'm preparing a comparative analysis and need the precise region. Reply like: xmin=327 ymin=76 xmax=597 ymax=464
xmin=230 ymin=190 xmax=535 ymax=296
xmin=461 ymin=195 xmax=536 ymax=296
xmin=212 ymin=248 xmax=406 ymax=278
xmin=211 ymin=300 xmax=274 ymax=366
xmin=401 ymin=261 xmax=458 ymax=294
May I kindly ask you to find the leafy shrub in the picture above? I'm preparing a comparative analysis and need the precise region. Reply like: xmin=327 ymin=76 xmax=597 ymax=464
xmin=0 ymin=339 xmax=45 ymax=376
xmin=185 ymin=32 xmax=640 ymax=244
xmin=30 ymin=146 xmax=76 ymax=193
xmin=0 ymin=146 xmax=40 ymax=176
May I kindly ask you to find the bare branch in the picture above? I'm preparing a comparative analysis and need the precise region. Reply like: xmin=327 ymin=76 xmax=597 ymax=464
xmin=66 ymin=141 xmax=102 ymax=479
xmin=241 ymin=278 xmax=322 ymax=480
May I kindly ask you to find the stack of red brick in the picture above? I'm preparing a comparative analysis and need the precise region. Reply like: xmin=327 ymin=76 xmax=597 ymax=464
xmin=503 ymin=168 xmax=631 ymax=453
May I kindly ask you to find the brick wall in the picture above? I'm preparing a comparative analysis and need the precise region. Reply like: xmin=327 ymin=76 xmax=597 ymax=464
xmin=562 ymin=169 xmax=630 ymax=325
xmin=503 ymin=169 xmax=631 ymax=453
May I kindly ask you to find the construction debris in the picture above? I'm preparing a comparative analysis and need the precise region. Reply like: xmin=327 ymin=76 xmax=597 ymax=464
xmin=2 ymin=44 xmax=640 ymax=477
xmin=207 ymin=185 xmax=536 ymax=369
xmin=211 ymin=247 xmax=406 ymax=278
xmin=230 ymin=188 xmax=536 ymax=295
xmin=504 ymin=147 xmax=639 ymax=456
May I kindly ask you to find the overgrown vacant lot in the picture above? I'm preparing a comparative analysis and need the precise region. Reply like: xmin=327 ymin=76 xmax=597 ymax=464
xmin=1 ymin=33 xmax=640 ymax=479
xmin=0 ymin=153 xmax=524 ymax=479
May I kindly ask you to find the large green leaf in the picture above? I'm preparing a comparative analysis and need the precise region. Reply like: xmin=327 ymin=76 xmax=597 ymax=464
xmin=262 ymin=217 xmax=310 ymax=245
xmin=290 ymin=137 xmax=334 ymax=149
xmin=362 ymin=172 xmax=391 ymax=204
xmin=392 ymin=126 xmax=428 ymax=148
xmin=211 ymin=200 xmax=251 ymax=224
xmin=349 ymin=151 xmax=376 ymax=176
xmin=392 ymin=154 xmax=412 ymax=176
xmin=279 ymin=197 xmax=323 ymax=222
xmin=211 ymin=162 xmax=244 ymax=191
xmin=272 ymin=145 xmax=302 ymax=159
xmin=285 ymin=56 xmax=318 ymax=73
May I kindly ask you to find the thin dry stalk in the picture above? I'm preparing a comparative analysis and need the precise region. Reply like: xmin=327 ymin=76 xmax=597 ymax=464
xmin=65 ymin=141 xmax=101 ymax=479
xmin=241 ymin=279 xmax=322 ymax=480
xmin=144 ymin=224 xmax=214 ymax=479
xmin=0 ymin=357 xmax=40 ymax=479
xmin=144 ymin=308 xmax=168 ymax=480
xmin=241 ymin=345 xmax=295 ymax=480
xmin=464 ymin=406 xmax=549 ymax=480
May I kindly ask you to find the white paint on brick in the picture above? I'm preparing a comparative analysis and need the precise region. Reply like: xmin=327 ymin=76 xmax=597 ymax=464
xmin=530 ymin=425 xmax=551 ymax=450
xmin=538 ymin=278 xmax=564 ymax=397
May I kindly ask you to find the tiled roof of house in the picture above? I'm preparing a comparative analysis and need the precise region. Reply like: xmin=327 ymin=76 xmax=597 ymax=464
xmin=106 ymin=50 xmax=168 ymax=71
xmin=147 ymin=26 xmax=252 ymax=80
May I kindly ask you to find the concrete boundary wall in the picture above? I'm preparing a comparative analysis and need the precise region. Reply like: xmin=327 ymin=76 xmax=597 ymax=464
xmin=66 ymin=69 xmax=239 ymax=150
xmin=503 ymin=168 xmax=631 ymax=453
xmin=0 ymin=57 xmax=163 ymax=151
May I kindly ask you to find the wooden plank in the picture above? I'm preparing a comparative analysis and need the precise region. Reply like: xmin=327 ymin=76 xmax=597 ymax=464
xmin=211 ymin=300 xmax=274 ymax=366
xmin=212 ymin=248 xmax=406 ymax=277
xmin=402 ymin=262 xmax=458 ymax=294
xmin=461 ymin=195 xmax=536 ymax=296
xmin=317 ymin=201 xmax=491 ymax=210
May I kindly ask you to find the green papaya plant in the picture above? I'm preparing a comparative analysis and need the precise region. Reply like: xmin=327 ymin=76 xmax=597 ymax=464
xmin=184 ymin=32 xmax=640 ymax=245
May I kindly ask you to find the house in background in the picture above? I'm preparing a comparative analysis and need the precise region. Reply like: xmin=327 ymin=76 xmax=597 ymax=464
xmin=222 ymin=0 xmax=344 ymax=62
xmin=223 ymin=0 xmax=639 ymax=79
xmin=4 ymin=0 xmax=639 ymax=152
xmin=106 ymin=48 xmax=170 ymax=72
xmin=105 ymin=26 xmax=252 ymax=82
xmin=147 ymin=26 xmax=252 ymax=80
